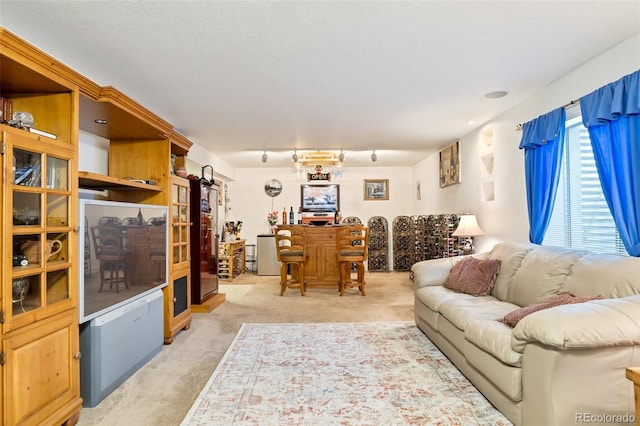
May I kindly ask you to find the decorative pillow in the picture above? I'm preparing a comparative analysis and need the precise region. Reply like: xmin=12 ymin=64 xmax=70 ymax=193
xmin=444 ymin=257 xmax=502 ymax=296
xmin=499 ymin=291 xmax=604 ymax=328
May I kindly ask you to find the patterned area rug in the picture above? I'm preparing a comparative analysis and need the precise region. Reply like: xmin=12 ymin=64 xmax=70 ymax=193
xmin=181 ymin=322 xmax=512 ymax=425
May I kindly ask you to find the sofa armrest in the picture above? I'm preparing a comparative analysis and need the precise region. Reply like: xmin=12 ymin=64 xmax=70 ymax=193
xmin=410 ymin=255 xmax=473 ymax=289
xmin=511 ymin=294 xmax=640 ymax=352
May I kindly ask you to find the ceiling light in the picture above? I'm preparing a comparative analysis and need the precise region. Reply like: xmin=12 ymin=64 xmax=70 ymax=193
xmin=485 ymin=90 xmax=508 ymax=99
xmin=466 ymin=120 xmax=476 ymax=125
xmin=338 ymin=150 xmax=345 ymax=163
xmin=261 ymin=151 xmax=268 ymax=163
xmin=292 ymin=150 xmax=298 ymax=163
xmin=371 ymin=150 xmax=377 ymax=162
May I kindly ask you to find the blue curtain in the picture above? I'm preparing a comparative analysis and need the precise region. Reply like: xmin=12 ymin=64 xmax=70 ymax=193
xmin=519 ymin=107 xmax=566 ymax=244
xmin=581 ymin=70 xmax=640 ymax=256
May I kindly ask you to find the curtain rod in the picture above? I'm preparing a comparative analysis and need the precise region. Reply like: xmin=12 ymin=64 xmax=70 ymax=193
xmin=515 ymin=98 xmax=580 ymax=131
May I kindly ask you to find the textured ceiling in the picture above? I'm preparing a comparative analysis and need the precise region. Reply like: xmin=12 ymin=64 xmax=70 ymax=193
xmin=1 ymin=1 xmax=639 ymax=168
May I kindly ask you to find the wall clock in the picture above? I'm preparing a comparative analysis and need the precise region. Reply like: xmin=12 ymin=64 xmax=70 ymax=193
xmin=264 ymin=179 xmax=283 ymax=197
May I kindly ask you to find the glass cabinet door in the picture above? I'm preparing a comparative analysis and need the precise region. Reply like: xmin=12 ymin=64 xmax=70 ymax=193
xmin=171 ymin=176 xmax=190 ymax=267
xmin=6 ymin=132 xmax=74 ymax=330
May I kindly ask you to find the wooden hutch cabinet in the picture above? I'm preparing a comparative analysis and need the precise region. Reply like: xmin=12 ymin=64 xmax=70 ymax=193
xmin=1 ymin=28 xmax=82 ymax=426
xmin=1 ymin=27 xmax=199 ymax=423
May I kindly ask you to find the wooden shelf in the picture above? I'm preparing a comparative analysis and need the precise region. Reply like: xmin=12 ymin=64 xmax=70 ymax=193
xmin=78 ymin=171 xmax=162 ymax=191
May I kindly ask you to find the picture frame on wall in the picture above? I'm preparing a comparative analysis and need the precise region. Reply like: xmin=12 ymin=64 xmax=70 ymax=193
xmin=439 ymin=140 xmax=461 ymax=188
xmin=363 ymin=179 xmax=389 ymax=200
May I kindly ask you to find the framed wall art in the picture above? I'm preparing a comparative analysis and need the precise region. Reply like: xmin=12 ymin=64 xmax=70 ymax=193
xmin=439 ymin=140 xmax=460 ymax=188
xmin=363 ymin=179 xmax=389 ymax=200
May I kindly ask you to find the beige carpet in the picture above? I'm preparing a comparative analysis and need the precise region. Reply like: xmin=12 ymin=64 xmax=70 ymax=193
xmin=77 ymin=271 xmax=415 ymax=425
xmin=181 ymin=322 xmax=511 ymax=425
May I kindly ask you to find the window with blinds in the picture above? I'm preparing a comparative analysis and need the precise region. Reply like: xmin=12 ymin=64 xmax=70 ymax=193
xmin=542 ymin=104 xmax=626 ymax=255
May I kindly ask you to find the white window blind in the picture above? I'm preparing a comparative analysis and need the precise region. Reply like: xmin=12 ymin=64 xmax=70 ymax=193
xmin=542 ymin=104 xmax=626 ymax=255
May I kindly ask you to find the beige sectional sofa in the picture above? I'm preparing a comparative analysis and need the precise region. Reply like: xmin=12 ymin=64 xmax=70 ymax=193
xmin=411 ymin=242 xmax=640 ymax=426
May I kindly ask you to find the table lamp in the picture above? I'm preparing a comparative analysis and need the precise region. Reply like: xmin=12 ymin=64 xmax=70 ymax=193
xmin=452 ymin=214 xmax=484 ymax=255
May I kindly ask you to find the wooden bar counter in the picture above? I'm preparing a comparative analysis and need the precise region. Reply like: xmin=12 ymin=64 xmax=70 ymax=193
xmin=293 ymin=224 xmax=342 ymax=287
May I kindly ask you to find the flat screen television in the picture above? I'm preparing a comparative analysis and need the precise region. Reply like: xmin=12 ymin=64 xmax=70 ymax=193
xmin=301 ymin=184 xmax=340 ymax=212
xmin=79 ymin=199 xmax=169 ymax=323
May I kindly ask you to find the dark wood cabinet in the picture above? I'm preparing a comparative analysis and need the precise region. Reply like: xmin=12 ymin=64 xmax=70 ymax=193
xmin=190 ymin=179 xmax=219 ymax=304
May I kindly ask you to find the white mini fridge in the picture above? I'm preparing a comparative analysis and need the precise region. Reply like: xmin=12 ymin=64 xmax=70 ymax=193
xmin=257 ymin=234 xmax=280 ymax=275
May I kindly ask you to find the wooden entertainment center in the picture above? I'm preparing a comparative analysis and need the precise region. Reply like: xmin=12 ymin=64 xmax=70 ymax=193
xmin=0 ymin=27 xmax=203 ymax=424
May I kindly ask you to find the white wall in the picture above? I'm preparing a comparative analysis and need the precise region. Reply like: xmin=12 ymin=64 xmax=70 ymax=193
xmin=413 ymin=33 xmax=640 ymax=254
xmin=227 ymin=166 xmax=413 ymax=249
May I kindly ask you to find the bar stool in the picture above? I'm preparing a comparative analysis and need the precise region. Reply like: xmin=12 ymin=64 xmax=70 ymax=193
xmin=274 ymin=225 xmax=307 ymax=296
xmin=336 ymin=225 xmax=369 ymax=296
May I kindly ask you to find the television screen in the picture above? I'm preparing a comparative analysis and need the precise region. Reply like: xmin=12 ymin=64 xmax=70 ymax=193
xmin=301 ymin=184 xmax=340 ymax=212
xmin=79 ymin=200 xmax=169 ymax=323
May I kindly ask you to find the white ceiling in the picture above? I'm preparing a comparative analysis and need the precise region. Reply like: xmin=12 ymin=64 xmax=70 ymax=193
xmin=1 ymin=1 xmax=639 ymax=168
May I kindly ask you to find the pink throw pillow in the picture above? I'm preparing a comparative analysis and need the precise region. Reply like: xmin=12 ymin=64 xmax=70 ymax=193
xmin=444 ymin=257 xmax=502 ymax=296
xmin=499 ymin=291 xmax=604 ymax=328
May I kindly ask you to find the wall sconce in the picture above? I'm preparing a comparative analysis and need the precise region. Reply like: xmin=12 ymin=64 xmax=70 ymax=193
xmin=292 ymin=150 xmax=299 ymax=163
xmin=338 ymin=150 xmax=345 ymax=163
xmin=452 ymin=214 xmax=485 ymax=254
xmin=371 ymin=150 xmax=378 ymax=162
xmin=261 ymin=151 xmax=268 ymax=163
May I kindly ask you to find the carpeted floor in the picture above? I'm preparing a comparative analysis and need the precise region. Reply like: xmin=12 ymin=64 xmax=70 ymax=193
xmin=76 ymin=272 xmax=502 ymax=425
xmin=181 ymin=322 xmax=511 ymax=426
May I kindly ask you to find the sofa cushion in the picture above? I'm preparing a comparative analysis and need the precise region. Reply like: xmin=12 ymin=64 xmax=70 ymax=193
xmin=499 ymin=291 xmax=604 ymax=328
xmin=415 ymin=285 xmax=478 ymax=313
xmin=444 ymin=257 xmax=502 ymax=296
xmin=488 ymin=242 xmax=535 ymax=301
xmin=506 ymin=246 xmax=584 ymax=307
xmin=439 ymin=296 xmax=519 ymax=332
xmin=465 ymin=319 xmax=523 ymax=367
xmin=411 ymin=256 xmax=466 ymax=288
xmin=564 ymin=252 xmax=640 ymax=298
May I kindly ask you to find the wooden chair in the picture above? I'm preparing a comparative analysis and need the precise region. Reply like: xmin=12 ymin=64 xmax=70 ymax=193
xmin=148 ymin=225 xmax=167 ymax=283
xmin=91 ymin=225 xmax=129 ymax=293
xmin=274 ymin=225 xmax=307 ymax=296
xmin=336 ymin=225 xmax=369 ymax=296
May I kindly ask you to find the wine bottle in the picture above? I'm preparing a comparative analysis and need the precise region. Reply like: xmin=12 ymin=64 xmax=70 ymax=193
xmin=137 ymin=208 xmax=144 ymax=225
xmin=282 ymin=207 xmax=287 ymax=224
xmin=334 ymin=210 xmax=339 ymax=224
xmin=289 ymin=206 xmax=294 ymax=224
xmin=297 ymin=207 xmax=302 ymax=224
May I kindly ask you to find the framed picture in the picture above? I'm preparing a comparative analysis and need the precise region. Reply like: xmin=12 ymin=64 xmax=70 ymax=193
xmin=439 ymin=140 xmax=461 ymax=188
xmin=363 ymin=179 xmax=389 ymax=200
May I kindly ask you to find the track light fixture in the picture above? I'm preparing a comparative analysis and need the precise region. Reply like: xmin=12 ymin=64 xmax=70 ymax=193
xmin=292 ymin=150 xmax=299 ymax=163
xmin=338 ymin=150 xmax=345 ymax=163
xmin=371 ymin=150 xmax=378 ymax=162
xmin=261 ymin=151 xmax=268 ymax=163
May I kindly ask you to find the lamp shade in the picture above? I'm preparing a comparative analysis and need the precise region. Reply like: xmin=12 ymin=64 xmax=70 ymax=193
xmin=452 ymin=215 xmax=484 ymax=237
